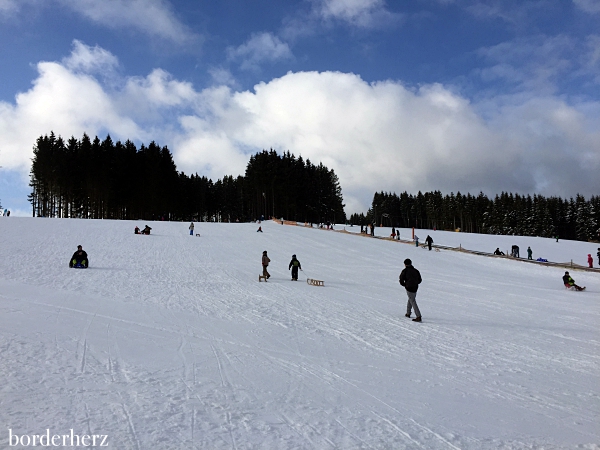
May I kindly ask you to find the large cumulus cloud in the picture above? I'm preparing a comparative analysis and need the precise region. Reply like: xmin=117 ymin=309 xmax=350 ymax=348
xmin=1 ymin=41 xmax=599 ymax=215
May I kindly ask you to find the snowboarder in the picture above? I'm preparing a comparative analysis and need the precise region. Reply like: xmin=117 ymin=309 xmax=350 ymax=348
xmin=69 ymin=245 xmax=88 ymax=268
xmin=141 ymin=225 xmax=152 ymax=235
xmin=527 ymin=246 xmax=532 ymax=260
xmin=588 ymin=254 xmax=593 ymax=268
xmin=288 ymin=254 xmax=302 ymax=280
xmin=425 ymin=235 xmax=433 ymax=251
xmin=399 ymin=258 xmax=422 ymax=322
xmin=563 ymin=271 xmax=585 ymax=291
xmin=189 ymin=222 xmax=194 ymax=236
xmin=262 ymin=251 xmax=271 ymax=279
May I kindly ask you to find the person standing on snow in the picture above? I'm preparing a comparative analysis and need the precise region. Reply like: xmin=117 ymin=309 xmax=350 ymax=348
xmin=399 ymin=258 xmax=422 ymax=322
xmin=425 ymin=235 xmax=433 ymax=251
xmin=288 ymin=254 xmax=302 ymax=281
xmin=588 ymin=254 xmax=593 ymax=268
xmin=189 ymin=222 xmax=194 ymax=236
xmin=597 ymin=248 xmax=600 ymax=266
xmin=527 ymin=246 xmax=533 ymax=260
xmin=262 ymin=251 xmax=271 ymax=279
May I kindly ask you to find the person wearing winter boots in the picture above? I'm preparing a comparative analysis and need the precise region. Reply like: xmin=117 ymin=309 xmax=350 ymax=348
xmin=69 ymin=245 xmax=88 ymax=268
xmin=425 ymin=235 xmax=433 ymax=251
xmin=588 ymin=254 xmax=593 ymax=268
xmin=288 ymin=254 xmax=302 ymax=280
xmin=527 ymin=246 xmax=533 ymax=260
xmin=262 ymin=251 xmax=271 ymax=279
xmin=189 ymin=222 xmax=194 ymax=236
xmin=399 ymin=258 xmax=422 ymax=322
xmin=563 ymin=271 xmax=585 ymax=291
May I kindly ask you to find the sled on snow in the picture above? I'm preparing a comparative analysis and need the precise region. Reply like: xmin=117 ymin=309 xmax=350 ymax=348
xmin=306 ymin=278 xmax=324 ymax=287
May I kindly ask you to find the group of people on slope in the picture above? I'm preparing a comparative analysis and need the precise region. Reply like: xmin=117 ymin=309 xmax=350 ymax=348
xmin=134 ymin=225 xmax=152 ymax=235
xmin=261 ymin=251 xmax=303 ymax=281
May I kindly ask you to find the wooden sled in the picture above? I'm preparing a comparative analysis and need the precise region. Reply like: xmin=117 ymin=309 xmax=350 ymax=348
xmin=306 ymin=278 xmax=324 ymax=286
xmin=259 ymin=275 xmax=267 ymax=282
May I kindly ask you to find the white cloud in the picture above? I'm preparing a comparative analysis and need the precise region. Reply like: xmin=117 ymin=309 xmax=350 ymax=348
xmin=57 ymin=0 xmax=197 ymax=43
xmin=1 ymin=43 xmax=599 ymax=215
xmin=227 ymin=32 xmax=293 ymax=71
xmin=312 ymin=0 xmax=401 ymax=27
xmin=63 ymin=40 xmax=119 ymax=73
xmin=573 ymin=0 xmax=600 ymax=13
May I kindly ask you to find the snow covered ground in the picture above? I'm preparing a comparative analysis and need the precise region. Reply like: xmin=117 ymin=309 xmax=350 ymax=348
xmin=0 ymin=217 xmax=598 ymax=449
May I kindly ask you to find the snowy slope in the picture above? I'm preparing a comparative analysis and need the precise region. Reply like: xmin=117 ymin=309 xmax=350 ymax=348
xmin=0 ymin=217 xmax=598 ymax=449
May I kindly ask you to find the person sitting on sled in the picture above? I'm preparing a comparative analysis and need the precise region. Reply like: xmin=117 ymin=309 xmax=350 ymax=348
xmin=563 ymin=271 xmax=585 ymax=291
xmin=288 ymin=254 xmax=302 ymax=281
xmin=134 ymin=226 xmax=140 ymax=234
xmin=69 ymin=245 xmax=88 ymax=268
xmin=141 ymin=225 xmax=152 ymax=235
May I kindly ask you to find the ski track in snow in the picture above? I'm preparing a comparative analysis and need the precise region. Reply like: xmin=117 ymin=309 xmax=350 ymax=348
xmin=0 ymin=218 xmax=599 ymax=449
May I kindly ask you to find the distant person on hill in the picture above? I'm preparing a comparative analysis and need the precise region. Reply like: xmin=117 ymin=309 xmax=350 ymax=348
xmin=527 ymin=246 xmax=532 ymax=260
xmin=414 ymin=235 xmax=419 ymax=247
xmin=588 ymin=254 xmax=593 ymax=268
xmin=134 ymin=226 xmax=140 ymax=234
xmin=563 ymin=271 xmax=585 ymax=291
xmin=288 ymin=254 xmax=302 ymax=281
xmin=69 ymin=245 xmax=88 ymax=268
xmin=391 ymin=227 xmax=396 ymax=239
xmin=511 ymin=245 xmax=520 ymax=258
xmin=262 ymin=251 xmax=271 ymax=279
xmin=257 ymin=226 xmax=263 ymax=232
xmin=371 ymin=223 xmax=375 ymax=237
xmin=141 ymin=225 xmax=152 ymax=235
xmin=425 ymin=235 xmax=433 ymax=251
xmin=189 ymin=222 xmax=194 ymax=236
xmin=597 ymin=248 xmax=600 ymax=266
xmin=494 ymin=248 xmax=505 ymax=256
xmin=399 ymin=258 xmax=422 ymax=322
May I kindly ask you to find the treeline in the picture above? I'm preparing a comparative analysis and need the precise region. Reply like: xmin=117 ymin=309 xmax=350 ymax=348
xmin=28 ymin=132 xmax=346 ymax=223
xmin=350 ymin=191 xmax=600 ymax=242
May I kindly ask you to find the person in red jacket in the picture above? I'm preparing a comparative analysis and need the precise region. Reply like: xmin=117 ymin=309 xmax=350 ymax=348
xmin=588 ymin=254 xmax=593 ymax=268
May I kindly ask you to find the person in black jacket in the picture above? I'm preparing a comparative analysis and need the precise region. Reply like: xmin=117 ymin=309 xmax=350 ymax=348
xmin=69 ymin=245 xmax=88 ymax=268
xmin=425 ymin=235 xmax=433 ymax=251
xmin=562 ymin=271 xmax=585 ymax=291
xmin=399 ymin=258 xmax=422 ymax=322
xmin=288 ymin=254 xmax=302 ymax=280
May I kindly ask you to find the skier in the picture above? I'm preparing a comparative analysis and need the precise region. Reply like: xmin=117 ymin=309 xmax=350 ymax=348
xmin=262 ymin=251 xmax=271 ymax=280
xmin=69 ymin=245 xmax=89 ymax=268
xmin=527 ymin=246 xmax=533 ymax=260
xmin=563 ymin=271 xmax=585 ymax=291
xmin=399 ymin=258 xmax=422 ymax=322
xmin=189 ymin=222 xmax=194 ymax=236
xmin=425 ymin=235 xmax=433 ymax=251
xmin=288 ymin=254 xmax=302 ymax=281
xmin=588 ymin=254 xmax=593 ymax=268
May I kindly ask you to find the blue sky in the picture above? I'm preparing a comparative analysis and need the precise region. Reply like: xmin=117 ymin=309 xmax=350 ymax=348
xmin=0 ymin=0 xmax=599 ymax=216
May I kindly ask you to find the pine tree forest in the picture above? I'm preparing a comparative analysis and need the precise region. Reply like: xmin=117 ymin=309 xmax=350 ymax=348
xmin=28 ymin=132 xmax=346 ymax=224
xmin=28 ymin=132 xmax=598 ymax=242
xmin=349 ymin=191 xmax=600 ymax=242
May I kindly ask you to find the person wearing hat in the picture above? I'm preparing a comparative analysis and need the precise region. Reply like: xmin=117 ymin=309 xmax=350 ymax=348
xmin=261 ymin=251 xmax=271 ymax=279
xmin=562 ymin=271 xmax=585 ymax=291
xmin=288 ymin=254 xmax=302 ymax=281
xmin=69 ymin=245 xmax=89 ymax=268
xmin=399 ymin=258 xmax=422 ymax=322
xmin=588 ymin=254 xmax=593 ymax=268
